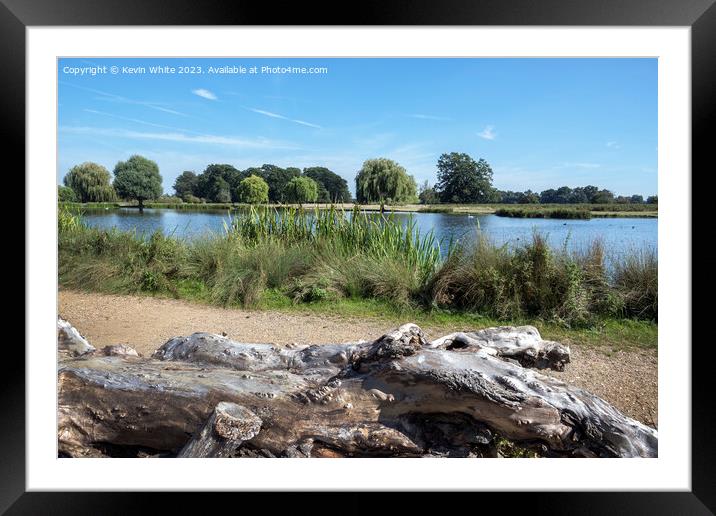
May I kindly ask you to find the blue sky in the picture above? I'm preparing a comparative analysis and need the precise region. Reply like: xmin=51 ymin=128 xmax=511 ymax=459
xmin=58 ymin=58 xmax=657 ymax=197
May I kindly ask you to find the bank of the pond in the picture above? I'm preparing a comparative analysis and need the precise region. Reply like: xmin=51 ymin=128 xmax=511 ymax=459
xmin=59 ymin=206 xmax=658 ymax=326
xmin=60 ymin=201 xmax=658 ymax=218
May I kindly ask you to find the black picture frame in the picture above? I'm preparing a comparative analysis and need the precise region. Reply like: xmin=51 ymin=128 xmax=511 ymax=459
xmin=5 ymin=0 xmax=712 ymax=513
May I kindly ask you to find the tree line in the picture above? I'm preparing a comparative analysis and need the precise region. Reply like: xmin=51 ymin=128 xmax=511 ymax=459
xmin=60 ymin=155 xmax=162 ymax=210
xmin=173 ymin=164 xmax=351 ymax=204
xmin=415 ymin=153 xmax=656 ymax=205
xmin=59 ymin=152 xmax=656 ymax=207
xmin=58 ymin=157 xmax=352 ymax=207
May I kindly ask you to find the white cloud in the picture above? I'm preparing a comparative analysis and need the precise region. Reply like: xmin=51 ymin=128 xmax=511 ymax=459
xmin=291 ymin=119 xmax=322 ymax=129
xmin=249 ymin=107 xmax=322 ymax=129
xmin=410 ymin=114 xmax=451 ymax=121
xmin=560 ymin=162 xmax=601 ymax=169
xmin=59 ymin=126 xmax=300 ymax=150
xmin=606 ymin=141 xmax=620 ymax=149
xmin=250 ymin=108 xmax=284 ymax=119
xmin=192 ymin=88 xmax=218 ymax=100
xmin=477 ymin=125 xmax=497 ymax=140
xmin=59 ymin=81 xmax=188 ymax=116
xmin=83 ymin=109 xmax=197 ymax=134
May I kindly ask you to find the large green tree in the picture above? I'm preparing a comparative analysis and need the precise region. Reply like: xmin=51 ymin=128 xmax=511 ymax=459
xmin=236 ymin=175 xmax=269 ymax=204
xmin=243 ymin=164 xmax=300 ymax=202
xmin=173 ymin=171 xmax=199 ymax=200
xmin=303 ymin=167 xmax=351 ymax=203
xmin=112 ymin=155 xmax=163 ymax=211
xmin=195 ymin=164 xmax=246 ymax=202
xmin=63 ymin=162 xmax=117 ymax=203
xmin=283 ymin=176 xmax=319 ymax=205
xmin=591 ymin=189 xmax=615 ymax=204
xmin=355 ymin=158 xmax=417 ymax=204
xmin=434 ymin=153 xmax=494 ymax=204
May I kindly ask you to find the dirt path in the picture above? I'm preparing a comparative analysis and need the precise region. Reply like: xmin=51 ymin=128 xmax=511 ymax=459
xmin=58 ymin=289 xmax=657 ymax=427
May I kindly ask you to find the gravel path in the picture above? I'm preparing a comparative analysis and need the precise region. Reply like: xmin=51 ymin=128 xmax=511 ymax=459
xmin=58 ymin=289 xmax=657 ymax=427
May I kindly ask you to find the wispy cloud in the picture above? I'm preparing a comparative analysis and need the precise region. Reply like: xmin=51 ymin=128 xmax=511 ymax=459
xmin=606 ymin=141 xmax=620 ymax=149
xmin=560 ymin=162 xmax=601 ymax=169
xmin=59 ymin=81 xmax=188 ymax=117
xmin=477 ymin=125 xmax=497 ymax=140
xmin=83 ymin=109 xmax=197 ymax=134
xmin=60 ymin=126 xmax=300 ymax=150
xmin=192 ymin=88 xmax=217 ymax=100
xmin=409 ymin=114 xmax=452 ymax=121
xmin=248 ymin=108 xmax=322 ymax=129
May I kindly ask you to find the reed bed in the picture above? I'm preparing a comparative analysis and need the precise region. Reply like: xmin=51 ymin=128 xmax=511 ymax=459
xmin=494 ymin=207 xmax=592 ymax=219
xmin=58 ymin=205 xmax=657 ymax=325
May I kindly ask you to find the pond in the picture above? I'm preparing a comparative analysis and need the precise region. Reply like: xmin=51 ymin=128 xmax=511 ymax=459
xmin=79 ymin=208 xmax=657 ymax=259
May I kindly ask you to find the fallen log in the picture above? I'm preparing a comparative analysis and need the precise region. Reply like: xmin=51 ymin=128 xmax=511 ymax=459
xmin=57 ymin=321 xmax=657 ymax=458
xmin=178 ymin=402 xmax=262 ymax=458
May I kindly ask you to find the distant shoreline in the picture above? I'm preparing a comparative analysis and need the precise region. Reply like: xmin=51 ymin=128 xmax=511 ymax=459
xmin=60 ymin=201 xmax=659 ymax=218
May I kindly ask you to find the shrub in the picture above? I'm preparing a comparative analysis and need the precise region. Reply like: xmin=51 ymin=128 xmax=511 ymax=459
xmin=156 ymin=195 xmax=184 ymax=204
xmin=182 ymin=194 xmax=203 ymax=204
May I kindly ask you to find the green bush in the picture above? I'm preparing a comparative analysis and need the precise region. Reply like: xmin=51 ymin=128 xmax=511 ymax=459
xmin=182 ymin=194 xmax=203 ymax=203
xmin=156 ymin=195 xmax=184 ymax=204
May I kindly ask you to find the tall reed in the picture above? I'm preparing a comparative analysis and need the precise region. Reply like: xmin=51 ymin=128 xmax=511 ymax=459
xmin=58 ymin=204 xmax=657 ymax=323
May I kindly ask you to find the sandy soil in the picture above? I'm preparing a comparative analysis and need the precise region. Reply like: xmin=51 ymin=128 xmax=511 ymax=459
xmin=58 ymin=289 xmax=657 ymax=427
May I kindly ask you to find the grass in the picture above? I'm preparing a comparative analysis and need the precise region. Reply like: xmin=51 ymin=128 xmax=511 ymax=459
xmin=58 ymin=205 xmax=657 ymax=348
xmin=255 ymin=293 xmax=655 ymax=349
xmin=59 ymin=201 xmax=122 ymax=209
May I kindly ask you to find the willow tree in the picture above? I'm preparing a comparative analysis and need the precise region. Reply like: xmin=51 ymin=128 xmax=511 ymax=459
xmin=63 ymin=162 xmax=117 ymax=203
xmin=236 ymin=175 xmax=269 ymax=204
xmin=355 ymin=158 xmax=417 ymax=205
xmin=113 ymin=155 xmax=163 ymax=211
xmin=283 ymin=176 xmax=319 ymax=205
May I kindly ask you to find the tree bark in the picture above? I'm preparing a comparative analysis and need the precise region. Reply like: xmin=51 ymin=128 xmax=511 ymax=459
xmin=57 ymin=321 xmax=657 ymax=458
xmin=178 ymin=402 xmax=262 ymax=458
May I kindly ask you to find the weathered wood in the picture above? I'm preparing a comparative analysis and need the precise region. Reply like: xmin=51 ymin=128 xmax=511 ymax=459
xmin=178 ymin=402 xmax=262 ymax=458
xmin=101 ymin=344 xmax=140 ymax=357
xmin=57 ymin=321 xmax=656 ymax=458
xmin=428 ymin=326 xmax=570 ymax=370
xmin=58 ymin=318 xmax=95 ymax=356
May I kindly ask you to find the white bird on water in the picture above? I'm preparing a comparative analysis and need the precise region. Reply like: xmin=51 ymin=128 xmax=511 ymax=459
xmin=467 ymin=215 xmax=474 ymax=219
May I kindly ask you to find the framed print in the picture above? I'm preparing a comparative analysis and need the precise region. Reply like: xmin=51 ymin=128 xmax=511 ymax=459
xmin=5 ymin=0 xmax=714 ymax=512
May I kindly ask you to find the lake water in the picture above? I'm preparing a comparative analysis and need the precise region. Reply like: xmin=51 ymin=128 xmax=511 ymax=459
xmin=80 ymin=208 xmax=657 ymax=258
